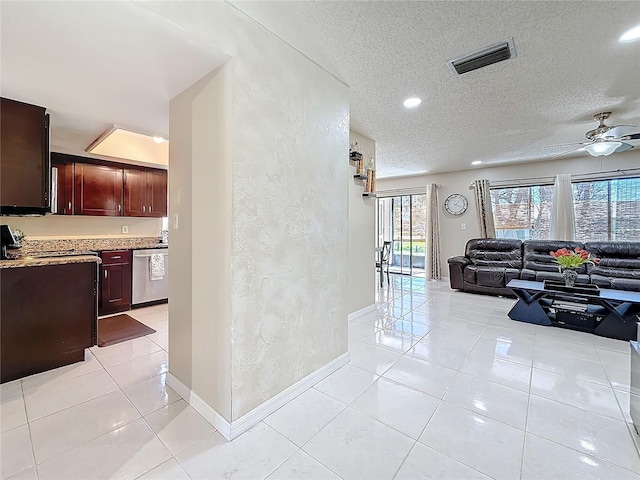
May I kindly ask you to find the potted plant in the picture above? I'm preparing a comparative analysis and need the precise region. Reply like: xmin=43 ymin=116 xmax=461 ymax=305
xmin=549 ymin=247 xmax=599 ymax=287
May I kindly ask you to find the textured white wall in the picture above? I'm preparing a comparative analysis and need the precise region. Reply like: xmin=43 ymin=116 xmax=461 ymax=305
xmin=147 ymin=1 xmax=349 ymax=421
xmin=348 ymin=131 xmax=376 ymax=314
xmin=377 ymin=151 xmax=640 ymax=275
xmin=227 ymin=20 xmax=349 ymax=421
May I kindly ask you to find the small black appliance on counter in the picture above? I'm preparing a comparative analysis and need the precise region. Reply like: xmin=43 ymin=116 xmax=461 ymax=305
xmin=1 ymin=225 xmax=22 ymax=260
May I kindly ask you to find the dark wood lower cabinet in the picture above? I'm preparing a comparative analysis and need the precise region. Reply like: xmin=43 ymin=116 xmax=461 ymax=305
xmin=99 ymin=250 xmax=132 ymax=315
xmin=0 ymin=262 xmax=98 ymax=383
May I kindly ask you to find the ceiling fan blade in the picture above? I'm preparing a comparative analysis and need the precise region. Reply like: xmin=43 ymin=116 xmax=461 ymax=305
xmin=546 ymin=146 xmax=583 ymax=160
xmin=614 ymin=142 xmax=634 ymax=153
xmin=603 ymin=125 xmax=639 ymax=138
xmin=618 ymin=132 xmax=640 ymax=141
xmin=540 ymin=141 xmax=588 ymax=149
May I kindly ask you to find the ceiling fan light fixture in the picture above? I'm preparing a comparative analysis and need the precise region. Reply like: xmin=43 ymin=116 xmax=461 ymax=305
xmin=584 ymin=141 xmax=622 ymax=157
xmin=620 ymin=24 xmax=640 ymax=42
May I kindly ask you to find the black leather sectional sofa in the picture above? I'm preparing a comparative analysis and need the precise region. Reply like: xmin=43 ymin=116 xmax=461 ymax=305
xmin=448 ymin=238 xmax=640 ymax=296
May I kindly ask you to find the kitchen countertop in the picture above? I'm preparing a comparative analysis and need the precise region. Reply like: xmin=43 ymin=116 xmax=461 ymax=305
xmin=21 ymin=236 xmax=167 ymax=253
xmin=1 ymin=236 xmax=167 ymax=268
xmin=0 ymin=254 xmax=101 ymax=269
xmin=132 ymin=244 xmax=168 ymax=250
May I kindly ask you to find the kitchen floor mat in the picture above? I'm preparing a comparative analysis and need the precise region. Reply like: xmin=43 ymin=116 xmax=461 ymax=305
xmin=97 ymin=314 xmax=156 ymax=347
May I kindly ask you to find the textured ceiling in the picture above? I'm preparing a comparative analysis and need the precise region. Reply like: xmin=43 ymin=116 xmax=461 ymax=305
xmin=0 ymin=1 xmax=228 ymax=156
xmin=2 ymin=1 xmax=638 ymax=175
xmin=231 ymin=0 xmax=640 ymax=177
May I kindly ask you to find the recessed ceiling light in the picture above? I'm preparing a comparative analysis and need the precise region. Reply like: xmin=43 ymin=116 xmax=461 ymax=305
xmin=403 ymin=97 xmax=422 ymax=109
xmin=471 ymin=160 xmax=482 ymax=165
xmin=153 ymin=136 xmax=166 ymax=143
xmin=620 ymin=24 xmax=640 ymax=42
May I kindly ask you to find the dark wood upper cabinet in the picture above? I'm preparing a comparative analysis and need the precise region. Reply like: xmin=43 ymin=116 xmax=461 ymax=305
xmin=50 ymin=152 xmax=167 ymax=218
xmin=148 ymin=169 xmax=168 ymax=218
xmin=124 ymin=167 xmax=167 ymax=218
xmin=0 ymin=97 xmax=51 ymax=214
xmin=52 ymin=160 xmax=74 ymax=215
xmin=74 ymin=163 xmax=123 ymax=216
xmin=123 ymin=168 xmax=147 ymax=217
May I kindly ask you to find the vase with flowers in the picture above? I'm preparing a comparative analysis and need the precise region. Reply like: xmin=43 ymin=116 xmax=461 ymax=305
xmin=549 ymin=247 xmax=600 ymax=287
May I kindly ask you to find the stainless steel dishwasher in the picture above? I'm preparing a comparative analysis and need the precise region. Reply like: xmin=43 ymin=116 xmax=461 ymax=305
xmin=132 ymin=248 xmax=169 ymax=305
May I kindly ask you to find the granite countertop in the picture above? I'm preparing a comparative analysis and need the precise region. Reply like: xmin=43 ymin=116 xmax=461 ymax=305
xmin=0 ymin=254 xmax=101 ymax=269
xmin=132 ymin=244 xmax=168 ymax=250
xmin=1 ymin=236 xmax=168 ymax=269
xmin=21 ymin=236 xmax=167 ymax=253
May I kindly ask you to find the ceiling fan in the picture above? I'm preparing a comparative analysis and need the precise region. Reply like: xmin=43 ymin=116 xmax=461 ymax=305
xmin=549 ymin=112 xmax=640 ymax=158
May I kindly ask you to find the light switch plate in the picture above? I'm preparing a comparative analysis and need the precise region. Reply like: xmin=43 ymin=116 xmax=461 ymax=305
xmin=121 ymin=226 xmax=129 ymax=234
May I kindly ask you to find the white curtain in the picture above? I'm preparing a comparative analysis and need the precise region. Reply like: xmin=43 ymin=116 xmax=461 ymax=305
xmin=550 ymin=173 xmax=576 ymax=240
xmin=473 ymin=179 xmax=496 ymax=238
xmin=426 ymin=184 xmax=441 ymax=280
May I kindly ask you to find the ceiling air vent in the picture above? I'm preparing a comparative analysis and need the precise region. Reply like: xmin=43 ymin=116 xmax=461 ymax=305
xmin=447 ymin=38 xmax=517 ymax=76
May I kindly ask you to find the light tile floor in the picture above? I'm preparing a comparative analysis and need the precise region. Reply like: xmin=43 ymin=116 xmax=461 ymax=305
xmin=2 ymin=277 xmax=640 ymax=479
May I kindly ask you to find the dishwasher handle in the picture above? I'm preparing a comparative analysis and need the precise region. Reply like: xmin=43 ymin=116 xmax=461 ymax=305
xmin=134 ymin=253 xmax=169 ymax=258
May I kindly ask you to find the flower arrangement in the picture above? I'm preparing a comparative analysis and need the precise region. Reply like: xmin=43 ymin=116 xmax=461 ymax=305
xmin=549 ymin=247 xmax=599 ymax=271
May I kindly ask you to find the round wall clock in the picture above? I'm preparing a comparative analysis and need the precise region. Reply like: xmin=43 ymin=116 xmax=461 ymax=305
xmin=444 ymin=193 xmax=468 ymax=216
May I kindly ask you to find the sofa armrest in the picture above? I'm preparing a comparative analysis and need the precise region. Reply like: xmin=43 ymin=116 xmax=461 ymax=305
xmin=448 ymin=256 xmax=471 ymax=289
xmin=448 ymin=256 xmax=471 ymax=267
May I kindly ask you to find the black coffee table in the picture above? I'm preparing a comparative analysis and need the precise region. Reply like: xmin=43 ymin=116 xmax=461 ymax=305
xmin=506 ymin=279 xmax=640 ymax=341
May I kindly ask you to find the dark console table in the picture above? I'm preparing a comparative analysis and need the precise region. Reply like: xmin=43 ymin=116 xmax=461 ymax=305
xmin=506 ymin=279 xmax=640 ymax=341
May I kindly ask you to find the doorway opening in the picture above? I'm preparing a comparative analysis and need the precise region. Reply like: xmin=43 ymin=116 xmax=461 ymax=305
xmin=377 ymin=194 xmax=427 ymax=276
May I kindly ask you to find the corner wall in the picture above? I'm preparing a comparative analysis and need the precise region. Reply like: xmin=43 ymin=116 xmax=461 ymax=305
xmin=377 ymin=151 xmax=640 ymax=275
xmin=169 ymin=65 xmax=234 ymax=420
xmin=347 ymin=131 xmax=376 ymax=315
xmin=152 ymin=0 xmax=349 ymax=427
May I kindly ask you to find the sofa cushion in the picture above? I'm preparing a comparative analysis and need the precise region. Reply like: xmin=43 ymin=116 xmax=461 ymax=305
xmin=465 ymin=238 xmax=522 ymax=268
xmin=585 ymin=242 xmax=640 ymax=276
xmin=476 ymin=267 xmax=520 ymax=288
xmin=589 ymin=265 xmax=640 ymax=280
xmin=585 ymin=241 xmax=640 ymax=259
xmin=610 ymin=277 xmax=640 ymax=291
xmin=523 ymin=240 xmax=589 ymax=274
xmin=585 ymin=242 xmax=640 ymax=292
xmin=464 ymin=265 xmax=478 ymax=284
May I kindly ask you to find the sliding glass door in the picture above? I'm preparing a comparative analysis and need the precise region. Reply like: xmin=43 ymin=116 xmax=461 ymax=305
xmin=377 ymin=194 xmax=426 ymax=276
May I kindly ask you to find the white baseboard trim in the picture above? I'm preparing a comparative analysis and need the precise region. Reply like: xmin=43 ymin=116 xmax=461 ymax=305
xmin=627 ymin=421 xmax=640 ymax=456
xmin=166 ymin=351 xmax=350 ymax=441
xmin=228 ymin=352 xmax=349 ymax=439
xmin=166 ymin=373 xmax=232 ymax=439
xmin=348 ymin=303 xmax=376 ymax=322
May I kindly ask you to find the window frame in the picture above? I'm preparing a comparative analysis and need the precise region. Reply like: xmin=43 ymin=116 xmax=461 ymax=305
xmin=490 ymin=176 xmax=640 ymax=242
